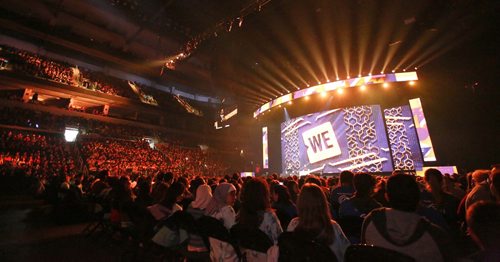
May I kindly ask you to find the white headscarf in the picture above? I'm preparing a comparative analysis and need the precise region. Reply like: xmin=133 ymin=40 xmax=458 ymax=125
xmin=191 ymin=184 xmax=213 ymax=210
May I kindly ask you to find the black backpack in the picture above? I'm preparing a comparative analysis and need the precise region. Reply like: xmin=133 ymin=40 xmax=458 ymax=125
xmin=278 ymin=231 xmax=337 ymax=262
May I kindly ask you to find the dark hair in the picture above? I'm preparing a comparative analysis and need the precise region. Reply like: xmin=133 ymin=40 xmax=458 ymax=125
xmin=272 ymin=184 xmax=292 ymax=205
xmin=424 ymin=168 xmax=443 ymax=184
xmin=97 ymin=170 xmax=108 ymax=180
xmin=189 ymin=176 xmax=205 ymax=195
xmin=238 ymin=178 xmax=271 ymax=228
xmin=161 ymin=182 xmax=185 ymax=209
xmin=136 ymin=176 xmax=152 ymax=197
xmin=386 ymin=174 xmax=420 ymax=212
xmin=164 ymin=172 xmax=174 ymax=183
xmin=295 ymin=183 xmax=333 ymax=245
xmin=305 ymin=176 xmax=322 ymax=187
xmin=353 ymin=173 xmax=376 ymax=197
xmin=466 ymin=201 xmax=500 ymax=249
xmin=285 ymin=180 xmax=299 ymax=203
xmin=339 ymin=170 xmax=354 ymax=185
xmin=177 ymin=176 xmax=188 ymax=187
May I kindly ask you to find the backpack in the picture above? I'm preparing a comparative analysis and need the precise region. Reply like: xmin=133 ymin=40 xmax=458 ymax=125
xmin=278 ymin=231 xmax=337 ymax=262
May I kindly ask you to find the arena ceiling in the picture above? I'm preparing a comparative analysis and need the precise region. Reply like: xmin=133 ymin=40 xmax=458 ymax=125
xmin=0 ymin=0 xmax=498 ymax=111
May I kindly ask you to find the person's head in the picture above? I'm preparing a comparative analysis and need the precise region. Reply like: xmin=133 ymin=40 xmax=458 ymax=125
xmin=296 ymin=183 xmax=333 ymax=245
xmin=205 ymin=182 xmax=237 ymax=215
xmin=386 ymin=174 xmax=420 ymax=212
xmin=240 ymin=178 xmax=271 ymax=212
xmin=466 ymin=201 xmax=500 ymax=250
xmin=472 ymin=170 xmax=490 ymax=186
xmin=353 ymin=173 xmax=376 ymax=197
xmin=305 ymin=176 xmax=322 ymax=187
xmin=490 ymin=170 xmax=500 ymax=202
xmin=424 ymin=168 xmax=443 ymax=191
xmin=161 ymin=181 xmax=186 ymax=209
xmin=97 ymin=170 xmax=108 ymax=180
xmin=189 ymin=176 xmax=205 ymax=196
xmin=191 ymin=184 xmax=212 ymax=210
xmin=339 ymin=170 xmax=354 ymax=186
xmin=238 ymin=178 xmax=271 ymax=227
xmin=164 ymin=172 xmax=174 ymax=184
xmin=136 ymin=176 xmax=151 ymax=196
xmin=271 ymin=184 xmax=292 ymax=204
xmin=327 ymin=177 xmax=336 ymax=188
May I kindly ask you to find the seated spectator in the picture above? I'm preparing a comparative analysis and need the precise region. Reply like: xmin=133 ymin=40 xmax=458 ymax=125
xmin=186 ymin=184 xmax=212 ymax=252
xmin=466 ymin=170 xmax=492 ymax=210
xmin=339 ymin=173 xmax=381 ymax=218
xmin=205 ymin=183 xmax=237 ymax=230
xmin=362 ymin=174 xmax=457 ymax=262
xmin=148 ymin=181 xmax=184 ymax=221
xmin=423 ymin=168 xmax=460 ymax=228
xmin=90 ymin=170 xmax=109 ymax=197
xmin=287 ymin=183 xmax=350 ymax=262
xmin=330 ymin=170 xmax=355 ymax=219
xmin=443 ymin=174 xmax=466 ymax=200
xmin=372 ymin=179 xmax=389 ymax=207
xmin=134 ymin=176 xmax=153 ymax=208
xmin=466 ymin=201 xmax=500 ymax=262
xmin=271 ymin=184 xmax=297 ymax=229
xmin=285 ymin=180 xmax=299 ymax=203
xmin=238 ymin=178 xmax=283 ymax=244
xmin=339 ymin=172 xmax=381 ymax=243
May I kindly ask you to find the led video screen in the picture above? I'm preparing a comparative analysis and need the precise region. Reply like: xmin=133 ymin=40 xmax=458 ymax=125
xmin=281 ymin=105 xmax=393 ymax=175
xmin=409 ymin=98 xmax=436 ymax=161
xmin=384 ymin=105 xmax=424 ymax=171
xmin=262 ymin=126 xmax=269 ymax=169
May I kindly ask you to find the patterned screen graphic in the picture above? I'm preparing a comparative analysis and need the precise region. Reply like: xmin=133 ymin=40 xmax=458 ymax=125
xmin=384 ymin=105 xmax=424 ymax=171
xmin=281 ymin=105 xmax=393 ymax=175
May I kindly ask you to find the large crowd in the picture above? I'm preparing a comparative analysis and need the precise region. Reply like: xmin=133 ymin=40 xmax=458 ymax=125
xmin=1 ymin=45 xmax=134 ymax=98
xmin=0 ymin=59 xmax=498 ymax=260
xmin=0 ymin=106 xmax=160 ymax=139
xmin=46 ymin=167 xmax=500 ymax=262
xmin=1 ymin=123 xmax=499 ymax=261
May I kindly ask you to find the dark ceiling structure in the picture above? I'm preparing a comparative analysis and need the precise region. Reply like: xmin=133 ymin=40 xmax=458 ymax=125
xmin=0 ymin=0 xmax=498 ymax=112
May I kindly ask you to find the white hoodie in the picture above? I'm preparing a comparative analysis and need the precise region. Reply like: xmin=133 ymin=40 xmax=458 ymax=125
xmin=362 ymin=208 xmax=455 ymax=262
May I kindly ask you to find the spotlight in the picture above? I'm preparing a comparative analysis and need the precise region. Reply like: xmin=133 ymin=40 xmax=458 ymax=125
xmin=279 ymin=105 xmax=282 ymax=108
xmin=383 ymin=83 xmax=389 ymax=88
xmin=288 ymin=101 xmax=292 ymax=105
xmin=409 ymin=81 xmax=415 ymax=86
xmin=307 ymin=84 xmax=310 ymax=87
xmin=327 ymin=79 xmax=330 ymax=82
xmin=414 ymin=67 xmax=418 ymax=70
xmin=318 ymin=82 xmax=321 ymax=85
xmin=360 ymin=85 xmax=366 ymax=91
xmin=321 ymin=91 xmax=327 ymax=97
xmin=403 ymin=69 xmax=406 ymax=72
xmin=305 ymin=96 xmax=310 ymax=100
xmin=358 ymin=74 xmax=361 ymax=77
xmin=368 ymin=73 xmax=372 ymax=76
xmin=64 ymin=127 xmax=79 ymax=142
xmin=392 ymin=70 xmax=395 ymax=73
xmin=380 ymin=71 xmax=384 ymax=74
xmin=336 ymin=77 xmax=340 ymax=81
xmin=347 ymin=75 xmax=350 ymax=79
xmin=337 ymin=88 xmax=343 ymax=94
